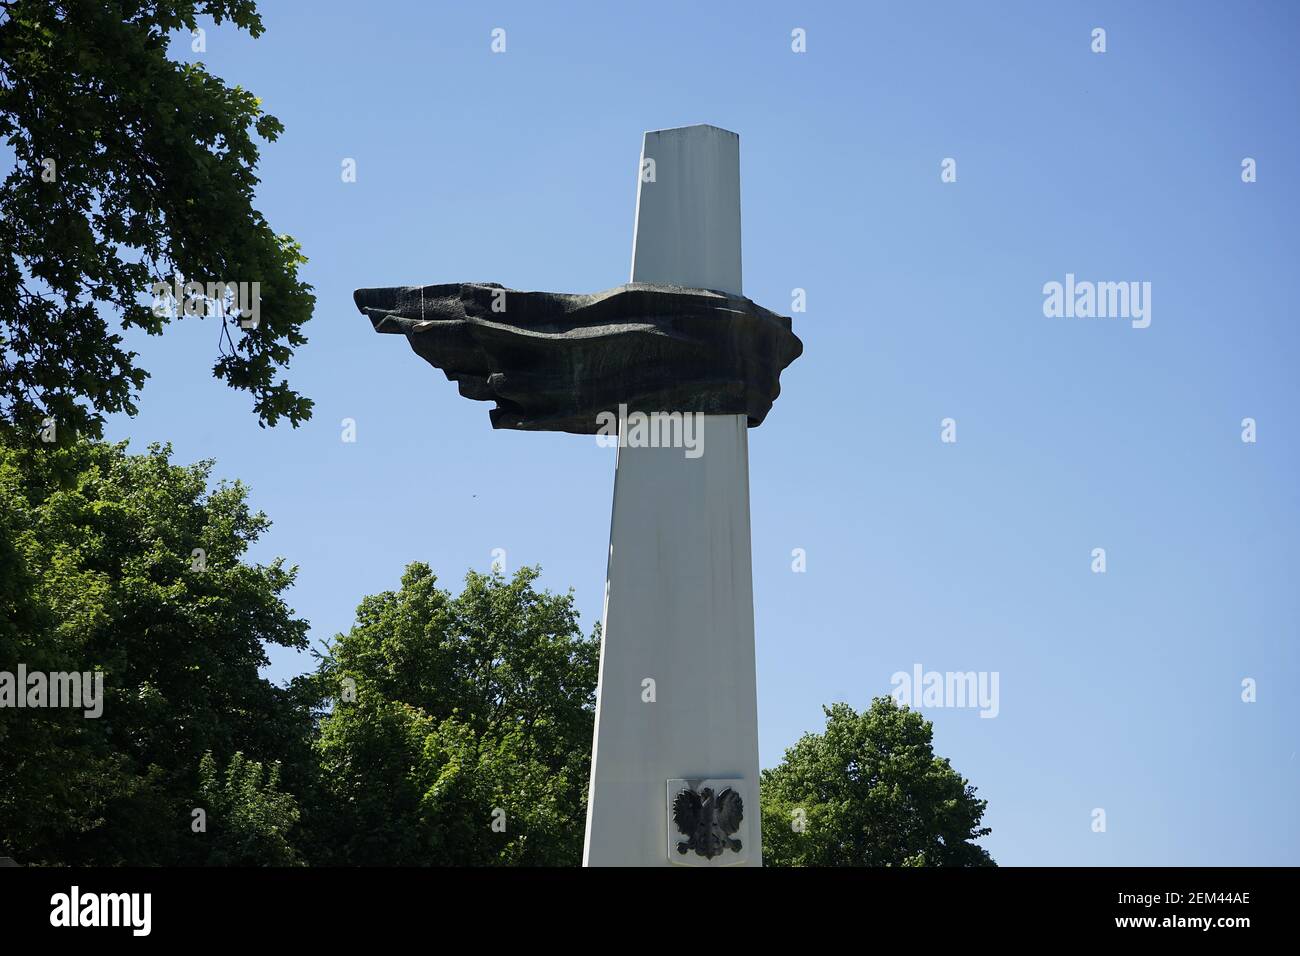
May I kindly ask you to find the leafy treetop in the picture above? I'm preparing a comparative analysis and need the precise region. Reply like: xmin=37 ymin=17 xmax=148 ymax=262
xmin=0 ymin=0 xmax=313 ymax=438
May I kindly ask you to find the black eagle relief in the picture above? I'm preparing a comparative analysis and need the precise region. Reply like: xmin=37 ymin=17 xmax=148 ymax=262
xmin=672 ymin=786 xmax=744 ymax=859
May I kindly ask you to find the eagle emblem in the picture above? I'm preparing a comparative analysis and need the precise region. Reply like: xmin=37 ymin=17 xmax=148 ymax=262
xmin=672 ymin=785 xmax=744 ymax=860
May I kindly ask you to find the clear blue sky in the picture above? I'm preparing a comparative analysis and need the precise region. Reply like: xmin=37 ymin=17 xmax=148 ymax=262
xmin=92 ymin=1 xmax=1299 ymax=865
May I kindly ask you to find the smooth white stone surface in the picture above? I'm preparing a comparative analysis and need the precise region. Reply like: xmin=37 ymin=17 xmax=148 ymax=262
xmin=583 ymin=124 xmax=761 ymax=867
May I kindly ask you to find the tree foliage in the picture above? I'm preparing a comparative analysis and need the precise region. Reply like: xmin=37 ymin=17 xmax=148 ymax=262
xmin=196 ymin=750 xmax=301 ymax=865
xmin=0 ymin=434 xmax=311 ymax=864
xmin=0 ymin=433 xmax=601 ymax=866
xmin=0 ymin=0 xmax=313 ymax=438
xmin=1 ymin=434 xmax=995 ymax=867
xmin=304 ymin=564 xmax=600 ymax=866
xmin=760 ymin=698 xmax=995 ymax=867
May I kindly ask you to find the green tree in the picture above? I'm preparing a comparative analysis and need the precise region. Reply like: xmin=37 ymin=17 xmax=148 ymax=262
xmin=0 ymin=434 xmax=313 ymax=864
xmin=761 ymin=698 xmax=994 ymax=867
xmin=305 ymin=564 xmax=599 ymax=866
xmin=196 ymin=751 xmax=301 ymax=866
xmin=0 ymin=0 xmax=313 ymax=438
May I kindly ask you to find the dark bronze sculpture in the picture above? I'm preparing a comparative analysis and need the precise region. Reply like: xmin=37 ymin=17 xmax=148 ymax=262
xmin=354 ymin=282 xmax=802 ymax=434
xmin=672 ymin=785 xmax=744 ymax=859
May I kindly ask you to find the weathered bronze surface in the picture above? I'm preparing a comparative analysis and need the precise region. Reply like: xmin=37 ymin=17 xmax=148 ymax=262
xmin=354 ymin=282 xmax=802 ymax=434
xmin=672 ymin=785 xmax=744 ymax=859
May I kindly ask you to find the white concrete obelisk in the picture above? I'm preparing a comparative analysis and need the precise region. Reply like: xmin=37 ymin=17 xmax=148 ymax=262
xmin=583 ymin=125 xmax=762 ymax=867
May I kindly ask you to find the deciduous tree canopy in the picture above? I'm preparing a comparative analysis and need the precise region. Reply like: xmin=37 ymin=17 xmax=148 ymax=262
xmin=0 ymin=435 xmax=600 ymax=866
xmin=0 ymin=0 xmax=313 ymax=438
xmin=304 ymin=564 xmax=600 ymax=866
xmin=760 ymin=699 xmax=995 ymax=867
xmin=0 ymin=434 xmax=311 ymax=864
xmin=1 ymin=436 xmax=992 ymax=867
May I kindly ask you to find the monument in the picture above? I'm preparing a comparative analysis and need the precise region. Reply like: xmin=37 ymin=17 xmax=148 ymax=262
xmin=355 ymin=124 xmax=801 ymax=866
